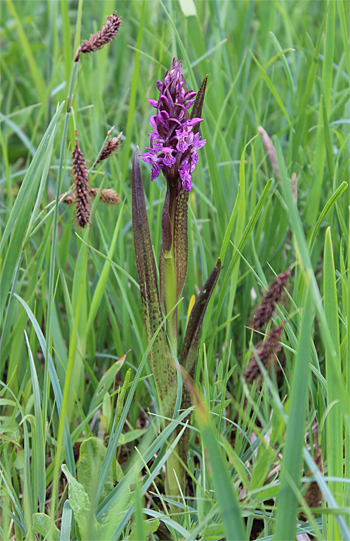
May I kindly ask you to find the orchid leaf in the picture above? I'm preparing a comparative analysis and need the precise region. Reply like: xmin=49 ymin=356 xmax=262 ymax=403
xmin=132 ymin=148 xmax=176 ymax=417
xmin=180 ymin=258 xmax=221 ymax=374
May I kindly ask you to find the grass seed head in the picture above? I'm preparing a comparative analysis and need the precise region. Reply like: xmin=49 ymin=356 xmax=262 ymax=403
xmin=60 ymin=192 xmax=75 ymax=205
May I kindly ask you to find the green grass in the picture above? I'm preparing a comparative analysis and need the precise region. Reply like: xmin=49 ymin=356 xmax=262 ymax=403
xmin=1 ymin=0 xmax=350 ymax=540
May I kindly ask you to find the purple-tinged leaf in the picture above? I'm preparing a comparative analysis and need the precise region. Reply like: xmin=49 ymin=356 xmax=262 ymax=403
xmin=180 ymin=257 xmax=221 ymax=375
xmin=132 ymin=148 xmax=176 ymax=417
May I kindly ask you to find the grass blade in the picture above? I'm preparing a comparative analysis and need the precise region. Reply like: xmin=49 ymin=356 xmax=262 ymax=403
xmin=24 ymin=332 xmax=45 ymax=513
xmin=274 ymin=275 xmax=314 ymax=540
xmin=324 ymin=226 xmax=343 ymax=540
xmin=193 ymin=386 xmax=247 ymax=541
xmin=0 ymin=103 xmax=63 ymax=318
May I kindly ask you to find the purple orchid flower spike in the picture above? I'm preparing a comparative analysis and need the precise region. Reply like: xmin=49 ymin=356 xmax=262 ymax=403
xmin=141 ymin=58 xmax=206 ymax=192
xmin=141 ymin=61 xmax=208 ymax=351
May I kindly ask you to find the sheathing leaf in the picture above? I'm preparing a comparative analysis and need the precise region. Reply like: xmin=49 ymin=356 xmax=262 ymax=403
xmin=132 ymin=149 xmax=176 ymax=416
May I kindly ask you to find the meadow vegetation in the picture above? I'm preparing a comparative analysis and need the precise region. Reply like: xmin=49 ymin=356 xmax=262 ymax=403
xmin=1 ymin=1 xmax=350 ymax=540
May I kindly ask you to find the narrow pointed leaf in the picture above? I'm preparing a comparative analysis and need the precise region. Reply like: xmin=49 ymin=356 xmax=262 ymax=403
xmin=190 ymin=74 xmax=208 ymax=134
xmin=324 ymin=227 xmax=342 ymax=540
xmin=132 ymin=148 xmax=176 ymax=416
xmin=180 ymin=258 xmax=221 ymax=374
xmin=178 ymin=258 xmax=221 ymax=464
xmin=275 ymin=275 xmax=314 ymax=540
xmin=292 ymin=9 xmax=326 ymax=163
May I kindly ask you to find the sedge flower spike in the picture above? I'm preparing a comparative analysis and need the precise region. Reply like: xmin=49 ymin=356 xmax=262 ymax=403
xmin=75 ymin=12 xmax=121 ymax=62
xmin=72 ymin=138 xmax=91 ymax=228
xmin=140 ymin=58 xmax=206 ymax=191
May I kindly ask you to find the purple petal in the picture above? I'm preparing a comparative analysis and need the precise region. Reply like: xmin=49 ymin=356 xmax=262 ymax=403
xmin=177 ymin=139 xmax=189 ymax=153
xmin=162 ymin=153 xmax=176 ymax=168
xmin=182 ymin=156 xmax=196 ymax=172
xmin=186 ymin=131 xmax=194 ymax=145
xmin=159 ymin=95 xmax=169 ymax=106
xmin=182 ymin=178 xmax=192 ymax=191
xmin=190 ymin=151 xmax=198 ymax=165
xmin=151 ymin=163 xmax=161 ymax=181
xmin=187 ymin=117 xmax=204 ymax=126
xmin=159 ymin=110 xmax=170 ymax=119
xmin=185 ymin=99 xmax=196 ymax=109
xmin=150 ymin=114 xmax=167 ymax=127
xmin=192 ymin=138 xmax=206 ymax=151
xmin=148 ymin=99 xmax=158 ymax=108
xmin=185 ymin=91 xmax=197 ymax=101
xmin=140 ymin=154 xmax=153 ymax=165
xmin=179 ymin=166 xmax=192 ymax=191
xmin=154 ymin=141 xmax=163 ymax=152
